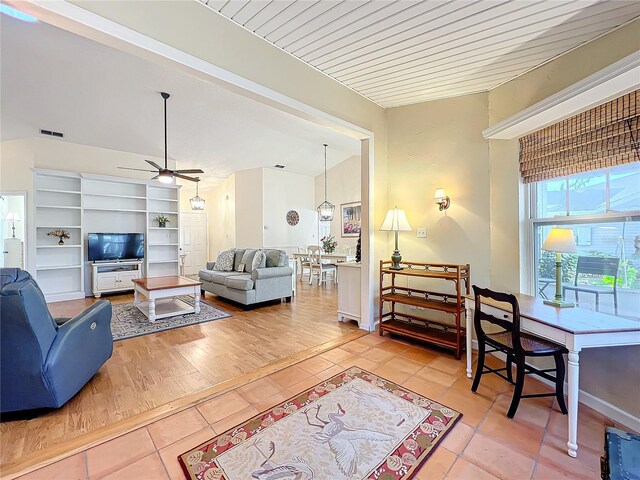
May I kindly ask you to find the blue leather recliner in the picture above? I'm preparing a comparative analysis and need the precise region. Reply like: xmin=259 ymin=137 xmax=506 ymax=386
xmin=0 ymin=268 xmax=113 ymax=413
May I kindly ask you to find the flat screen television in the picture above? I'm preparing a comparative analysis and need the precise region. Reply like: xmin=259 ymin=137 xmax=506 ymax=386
xmin=88 ymin=233 xmax=145 ymax=262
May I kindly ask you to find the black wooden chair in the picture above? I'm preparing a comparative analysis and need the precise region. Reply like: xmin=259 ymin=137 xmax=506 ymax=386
xmin=471 ymin=286 xmax=568 ymax=418
xmin=563 ymin=256 xmax=620 ymax=315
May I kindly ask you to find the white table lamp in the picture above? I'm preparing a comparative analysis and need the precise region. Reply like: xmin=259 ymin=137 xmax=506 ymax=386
xmin=542 ymin=228 xmax=577 ymax=307
xmin=380 ymin=207 xmax=412 ymax=270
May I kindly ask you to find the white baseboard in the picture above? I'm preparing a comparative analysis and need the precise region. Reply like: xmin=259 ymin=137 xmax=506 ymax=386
xmin=45 ymin=291 xmax=85 ymax=303
xmin=471 ymin=340 xmax=640 ymax=432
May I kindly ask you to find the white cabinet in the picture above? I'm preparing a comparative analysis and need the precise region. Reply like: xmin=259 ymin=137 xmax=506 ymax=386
xmin=92 ymin=261 xmax=143 ymax=298
xmin=336 ymin=262 xmax=362 ymax=327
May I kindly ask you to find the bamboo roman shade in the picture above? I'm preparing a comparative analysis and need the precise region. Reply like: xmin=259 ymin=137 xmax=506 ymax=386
xmin=519 ymin=89 xmax=640 ymax=183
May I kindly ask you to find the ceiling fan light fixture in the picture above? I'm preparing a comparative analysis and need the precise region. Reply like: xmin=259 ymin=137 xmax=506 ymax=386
xmin=158 ymin=171 xmax=173 ymax=184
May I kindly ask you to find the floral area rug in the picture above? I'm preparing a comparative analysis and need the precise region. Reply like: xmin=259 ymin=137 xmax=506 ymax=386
xmin=179 ymin=367 xmax=461 ymax=480
xmin=111 ymin=295 xmax=232 ymax=341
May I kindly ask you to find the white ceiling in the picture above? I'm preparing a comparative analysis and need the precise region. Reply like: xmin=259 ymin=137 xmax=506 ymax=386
xmin=200 ymin=0 xmax=640 ymax=108
xmin=0 ymin=15 xmax=360 ymax=186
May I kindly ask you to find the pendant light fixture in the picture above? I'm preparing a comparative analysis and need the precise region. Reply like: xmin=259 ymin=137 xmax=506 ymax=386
xmin=190 ymin=178 xmax=205 ymax=210
xmin=316 ymin=143 xmax=335 ymax=222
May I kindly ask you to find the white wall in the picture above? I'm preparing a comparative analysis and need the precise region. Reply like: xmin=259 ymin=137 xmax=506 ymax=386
xmin=386 ymin=94 xmax=491 ymax=289
xmin=234 ymin=168 xmax=264 ymax=249
xmin=263 ymin=168 xmax=316 ymax=251
xmin=315 ymin=155 xmax=361 ymax=250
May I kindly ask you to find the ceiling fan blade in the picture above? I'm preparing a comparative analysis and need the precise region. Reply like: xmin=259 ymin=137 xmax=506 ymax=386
xmin=145 ymin=160 xmax=163 ymax=170
xmin=173 ymin=169 xmax=204 ymax=174
xmin=150 ymin=174 xmax=160 ymax=180
xmin=117 ymin=167 xmax=158 ymax=172
xmin=174 ymin=173 xmax=199 ymax=182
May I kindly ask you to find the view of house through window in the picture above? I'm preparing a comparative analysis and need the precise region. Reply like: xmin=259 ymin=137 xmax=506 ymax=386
xmin=532 ymin=162 xmax=640 ymax=319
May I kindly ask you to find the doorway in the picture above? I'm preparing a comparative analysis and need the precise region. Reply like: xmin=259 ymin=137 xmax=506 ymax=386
xmin=180 ymin=212 xmax=208 ymax=276
xmin=1 ymin=192 xmax=26 ymax=269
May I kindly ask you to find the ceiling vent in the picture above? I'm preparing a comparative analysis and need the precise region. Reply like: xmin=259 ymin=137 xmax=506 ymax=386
xmin=40 ymin=129 xmax=63 ymax=138
xmin=274 ymin=164 xmax=285 ymax=169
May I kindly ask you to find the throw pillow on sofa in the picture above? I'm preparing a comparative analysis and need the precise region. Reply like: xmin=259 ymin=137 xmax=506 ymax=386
xmin=251 ymin=250 xmax=266 ymax=271
xmin=214 ymin=249 xmax=235 ymax=271
xmin=265 ymin=249 xmax=287 ymax=267
xmin=240 ymin=249 xmax=258 ymax=269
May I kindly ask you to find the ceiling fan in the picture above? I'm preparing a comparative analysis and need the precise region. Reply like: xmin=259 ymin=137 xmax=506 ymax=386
xmin=119 ymin=92 xmax=203 ymax=183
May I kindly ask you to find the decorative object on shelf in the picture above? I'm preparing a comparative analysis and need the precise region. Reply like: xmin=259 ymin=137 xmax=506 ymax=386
xmin=356 ymin=230 xmax=361 ymax=263
xmin=542 ymin=228 xmax=577 ymax=307
xmin=189 ymin=178 xmax=205 ymax=210
xmin=286 ymin=209 xmax=299 ymax=226
xmin=6 ymin=212 xmax=20 ymax=238
xmin=316 ymin=143 xmax=335 ymax=222
xmin=117 ymin=92 xmax=204 ymax=183
xmin=154 ymin=214 xmax=171 ymax=228
xmin=47 ymin=229 xmax=70 ymax=245
xmin=434 ymin=188 xmax=451 ymax=211
xmin=380 ymin=207 xmax=412 ymax=270
xmin=341 ymin=202 xmax=361 ymax=237
xmin=321 ymin=235 xmax=337 ymax=254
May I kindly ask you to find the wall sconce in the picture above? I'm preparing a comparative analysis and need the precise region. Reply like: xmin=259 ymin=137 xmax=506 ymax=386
xmin=434 ymin=188 xmax=450 ymax=211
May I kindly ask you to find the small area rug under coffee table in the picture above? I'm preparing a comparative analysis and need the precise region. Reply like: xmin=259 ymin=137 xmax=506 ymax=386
xmin=111 ymin=295 xmax=232 ymax=341
xmin=179 ymin=366 xmax=461 ymax=480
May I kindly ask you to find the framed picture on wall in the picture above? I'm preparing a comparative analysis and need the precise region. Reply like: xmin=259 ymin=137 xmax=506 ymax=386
xmin=341 ymin=202 xmax=361 ymax=237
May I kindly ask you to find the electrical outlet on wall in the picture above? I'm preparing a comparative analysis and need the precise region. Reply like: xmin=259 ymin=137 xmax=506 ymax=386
xmin=417 ymin=227 xmax=427 ymax=238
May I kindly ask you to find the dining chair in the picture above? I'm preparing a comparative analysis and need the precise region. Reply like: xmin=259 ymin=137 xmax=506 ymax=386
xmin=297 ymin=246 xmax=311 ymax=282
xmin=471 ymin=285 xmax=568 ymax=418
xmin=308 ymin=245 xmax=337 ymax=286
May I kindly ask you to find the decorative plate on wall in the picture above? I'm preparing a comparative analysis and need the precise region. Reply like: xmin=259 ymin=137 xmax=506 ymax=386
xmin=286 ymin=210 xmax=299 ymax=226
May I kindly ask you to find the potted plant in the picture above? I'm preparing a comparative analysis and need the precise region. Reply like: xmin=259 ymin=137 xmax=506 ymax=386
xmin=321 ymin=235 xmax=337 ymax=254
xmin=47 ymin=229 xmax=71 ymax=245
xmin=154 ymin=214 xmax=170 ymax=228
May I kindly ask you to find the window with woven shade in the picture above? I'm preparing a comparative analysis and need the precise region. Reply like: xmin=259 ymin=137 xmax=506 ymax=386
xmin=519 ymin=89 xmax=640 ymax=184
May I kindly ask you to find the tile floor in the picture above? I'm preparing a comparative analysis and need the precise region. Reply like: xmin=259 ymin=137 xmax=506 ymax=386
xmin=18 ymin=333 xmax=622 ymax=480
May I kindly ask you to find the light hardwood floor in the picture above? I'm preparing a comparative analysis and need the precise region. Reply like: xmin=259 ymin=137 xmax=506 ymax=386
xmin=0 ymin=283 xmax=358 ymax=467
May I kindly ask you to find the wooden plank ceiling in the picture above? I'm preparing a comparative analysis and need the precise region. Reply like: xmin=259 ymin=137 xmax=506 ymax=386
xmin=199 ymin=0 xmax=640 ymax=108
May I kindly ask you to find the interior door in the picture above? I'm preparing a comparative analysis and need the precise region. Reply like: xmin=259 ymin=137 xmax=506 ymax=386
xmin=180 ymin=213 xmax=208 ymax=276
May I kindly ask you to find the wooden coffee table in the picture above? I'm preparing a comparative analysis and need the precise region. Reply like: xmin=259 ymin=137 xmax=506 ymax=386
xmin=131 ymin=276 xmax=202 ymax=323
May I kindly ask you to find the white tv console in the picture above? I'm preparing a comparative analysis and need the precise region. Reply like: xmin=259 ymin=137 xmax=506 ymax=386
xmin=92 ymin=260 xmax=143 ymax=298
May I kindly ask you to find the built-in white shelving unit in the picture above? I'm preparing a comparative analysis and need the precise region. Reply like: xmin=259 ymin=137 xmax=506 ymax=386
xmin=147 ymin=186 xmax=180 ymax=278
xmin=33 ymin=169 xmax=181 ymax=302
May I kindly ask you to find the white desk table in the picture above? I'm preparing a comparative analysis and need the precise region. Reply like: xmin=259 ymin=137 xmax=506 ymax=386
xmin=464 ymin=293 xmax=640 ymax=458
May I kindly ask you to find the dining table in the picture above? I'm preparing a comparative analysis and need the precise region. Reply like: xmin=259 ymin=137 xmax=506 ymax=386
xmin=291 ymin=252 xmax=356 ymax=263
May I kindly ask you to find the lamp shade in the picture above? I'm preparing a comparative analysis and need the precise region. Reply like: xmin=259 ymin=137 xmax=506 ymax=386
xmin=542 ymin=228 xmax=577 ymax=253
xmin=434 ymin=188 xmax=447 ymax=200
xmin=6 ymin=212 xmax=20 ymax=221
xmin=380 ymin=207 xmax=412 ymax=232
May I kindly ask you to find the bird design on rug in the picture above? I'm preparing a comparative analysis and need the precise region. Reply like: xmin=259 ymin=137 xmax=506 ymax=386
xmin=249 ymin=439 xmax=315 ymax=480
xmin=303 ymin=403 xmax=395 ymax=476
xmin=347 ymin=385 xmax=418 ymax=427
